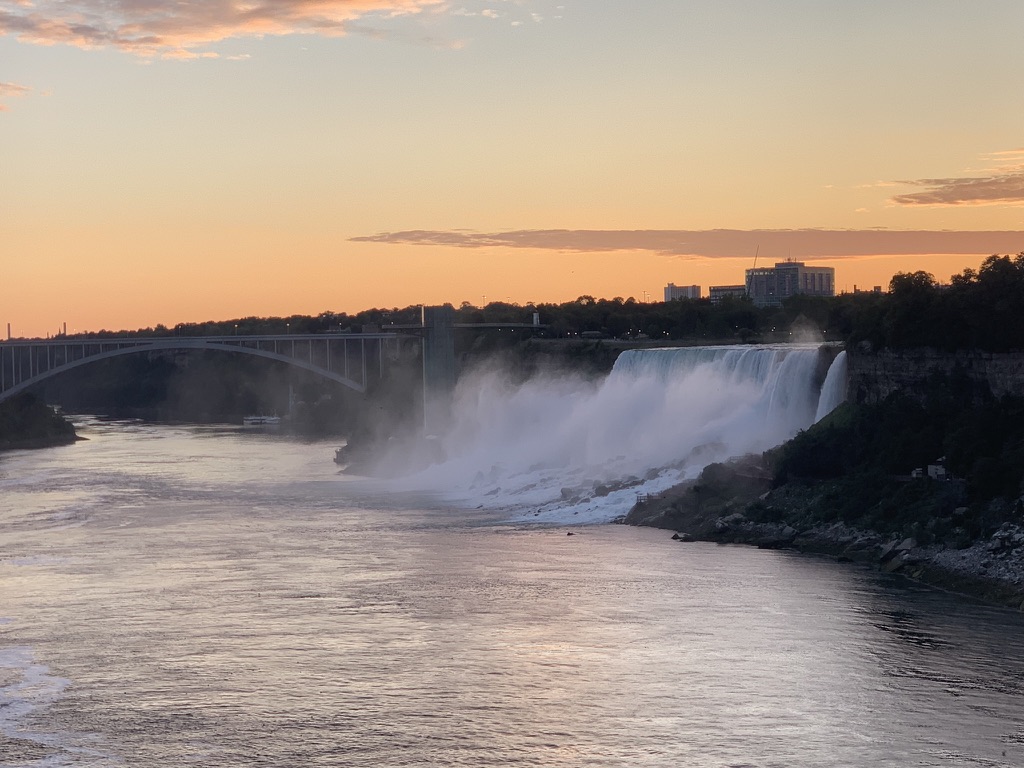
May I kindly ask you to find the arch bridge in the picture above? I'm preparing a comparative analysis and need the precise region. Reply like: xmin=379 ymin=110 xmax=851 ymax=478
xmin=0 ymin=333 xmax=404 ymax=405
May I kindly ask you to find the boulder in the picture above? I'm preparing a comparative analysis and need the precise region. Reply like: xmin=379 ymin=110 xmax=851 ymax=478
xmin=714 ymin=512 xmax=746 ymax=532
xmin=878 ymin=539 xmax=900 ymax=562
xmin=882 ymin=552 xmax=908 ymax=573
xmin=844 ymin=536 xmax=879 ymax=553
xmin=757 ymin=537 xmax=792 ymax=550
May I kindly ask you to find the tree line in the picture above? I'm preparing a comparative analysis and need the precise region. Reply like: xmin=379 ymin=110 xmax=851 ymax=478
xmin=50 ymin=252 xmax=1024 ymax=352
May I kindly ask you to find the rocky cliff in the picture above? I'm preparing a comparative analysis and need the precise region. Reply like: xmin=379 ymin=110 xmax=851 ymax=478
xmin=848 ymin=348 xmax=1024 ymax=403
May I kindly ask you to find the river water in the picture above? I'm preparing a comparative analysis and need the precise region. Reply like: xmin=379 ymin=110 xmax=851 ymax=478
xmin=1 ymin=418 xmax=1023 ymax=767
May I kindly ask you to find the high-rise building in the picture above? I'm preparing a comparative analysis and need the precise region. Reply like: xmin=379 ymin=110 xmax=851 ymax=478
xmin=708 ymin=285 xmax=746 ymax=305
xmin=744 ymin=261 xmax=835 ymax=308
xmin=664 ymin=283 xmax=701 ymax=301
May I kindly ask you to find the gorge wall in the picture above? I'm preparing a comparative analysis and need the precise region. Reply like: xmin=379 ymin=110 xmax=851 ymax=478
xmin=848 ymin=348 xmax=1024 ymax=403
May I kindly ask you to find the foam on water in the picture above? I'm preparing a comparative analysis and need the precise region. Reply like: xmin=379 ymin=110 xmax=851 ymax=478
xmin=0 ymin=646 xmax=72 ymax=763
xmin=389 ymin=344 xmax=846 ymax=523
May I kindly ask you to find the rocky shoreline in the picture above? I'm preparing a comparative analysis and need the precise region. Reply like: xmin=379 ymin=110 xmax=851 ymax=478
xmin=624 ymin=459 xmax=1024 ymax=612
xmin=0 ymin=393 xmax=80 ymax=452
xmin=719 ymin=517 xmax=1024 ymax=610
xmin=0 ymin=432 xmax=81 ymax=451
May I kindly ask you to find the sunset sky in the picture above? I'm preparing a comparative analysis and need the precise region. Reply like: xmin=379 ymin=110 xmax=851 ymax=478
xmin=3 ymin=0 xmax=1024 ymax=337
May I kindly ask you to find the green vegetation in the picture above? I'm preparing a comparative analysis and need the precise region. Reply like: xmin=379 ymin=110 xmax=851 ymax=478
xmin=54 ymin=296 xmax=787 ymax=346
xmin=14 ymin=250 xmax=1024 ymax=449
xmin=850 ymin=253 xmax=1024 ymax=351
xmin=0 ymin=393 xmax=78 ymax=451
xmin=765 ymin=390 xmax=1024 ymax=543
xmin=53 ymin=252 xmax=1022 ymax=353
xmin=628 ymin=253 xmax=1024 ymax=555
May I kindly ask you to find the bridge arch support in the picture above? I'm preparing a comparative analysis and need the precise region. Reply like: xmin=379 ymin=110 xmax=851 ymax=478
xmin=0 ymin=334 xmax=402 ymax=406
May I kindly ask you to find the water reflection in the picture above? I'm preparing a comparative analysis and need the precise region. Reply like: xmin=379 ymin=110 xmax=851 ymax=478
xmin=0 ymin=421 xmax=1022 ymax=767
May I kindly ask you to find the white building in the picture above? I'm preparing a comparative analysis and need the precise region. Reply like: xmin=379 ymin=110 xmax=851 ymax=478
xmin=745 ymin=261 xmax=835 ymax=308
xmin=664 ymin=283 xmax=701 ymax=301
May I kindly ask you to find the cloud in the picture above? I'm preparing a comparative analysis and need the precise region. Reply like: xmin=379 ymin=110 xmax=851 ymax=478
xmin=0 ymin=80 xmax=30 ymax=111
xmin=0 ymin=0 xmax=449 ymax=58
xmin=891 ymin=172 xmax=1024 ymax=207
xmin=453 ymin=7 xmax=500 ymax=18
xmin=891 ymin=151 xmax=1024 ymax=207
xmin=0 ymin=81 xmax=29 ymax=96
xmin=989 ymin=148 xmax=1024 ymax=160
xmin=350 ymin=228 xmax=1024 ymax=259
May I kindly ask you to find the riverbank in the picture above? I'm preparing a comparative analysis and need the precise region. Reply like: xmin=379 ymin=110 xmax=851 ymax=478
xmin=0 ymin=393 xmax=79 ymax=451
xmin=624 ymin=456 xmax=1024 ymax=611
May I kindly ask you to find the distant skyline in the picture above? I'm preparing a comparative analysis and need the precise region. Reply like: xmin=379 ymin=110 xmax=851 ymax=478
xmin=3 ymin=1 xmax=1024 ymax=336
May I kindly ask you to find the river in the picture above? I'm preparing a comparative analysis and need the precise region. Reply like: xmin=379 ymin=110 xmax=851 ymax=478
xmin=1 ymin=418 xmax=1023 ymax=767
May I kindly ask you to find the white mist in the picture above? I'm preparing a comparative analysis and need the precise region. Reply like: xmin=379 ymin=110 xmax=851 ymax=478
xmin=386 ymin=345 xmax=846 ymax=524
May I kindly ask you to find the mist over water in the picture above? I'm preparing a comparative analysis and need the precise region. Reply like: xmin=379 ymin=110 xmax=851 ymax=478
xmin=386 ymin=344 xmax=846 ymax=524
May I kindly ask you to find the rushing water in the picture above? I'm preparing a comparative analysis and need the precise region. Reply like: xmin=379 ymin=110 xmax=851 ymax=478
xmin=394 ymin=345 xmax=847 ymax=524
xmin=815 ymin=350 xmax=848 ymax=423
xmin=2 ymin=418 xmax=1023 ymax=767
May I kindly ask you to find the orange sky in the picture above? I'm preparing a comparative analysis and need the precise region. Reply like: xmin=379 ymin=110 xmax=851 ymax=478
xmin=2 ymin=1 xmax=1023 ymax=336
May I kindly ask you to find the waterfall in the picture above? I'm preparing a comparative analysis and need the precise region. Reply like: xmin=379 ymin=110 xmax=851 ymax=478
xmin=814 ymin=351 xmax=848 ymax=421
xmin=611 ymin=345 xmax=825 ymax=435
xmin=384 ymin=344 xmax=845 ymax=523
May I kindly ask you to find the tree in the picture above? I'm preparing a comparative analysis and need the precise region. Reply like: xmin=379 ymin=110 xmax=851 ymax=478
xmin=884 ymin=271 xmax=939 ymax=348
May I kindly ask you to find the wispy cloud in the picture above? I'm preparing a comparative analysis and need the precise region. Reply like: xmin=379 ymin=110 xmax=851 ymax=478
xmin=891 ymin=150 xmax=1024 ymax=207
xmin=351 ymin=229 xmax=1024 ymax=258
xmin=0 ymin=0 xmax=452 ymax=59
xmin=453 ymin=7 xmax=500 ymax=19
xmin=0 ymin=80 xmax=30 ymax=111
